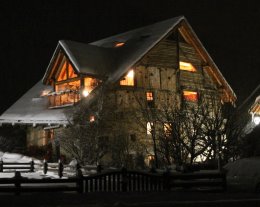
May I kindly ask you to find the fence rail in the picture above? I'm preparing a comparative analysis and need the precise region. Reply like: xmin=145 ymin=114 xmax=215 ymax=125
xmin=0 ymin=167 xmax=226 ymax=195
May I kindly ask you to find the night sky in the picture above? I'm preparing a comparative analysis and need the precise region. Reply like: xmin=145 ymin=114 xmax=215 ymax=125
xmin=1 ymin=0 xmax=260 ymax=114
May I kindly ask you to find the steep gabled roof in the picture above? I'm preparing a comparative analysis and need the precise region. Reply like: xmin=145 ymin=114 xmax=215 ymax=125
xmin=0 ymin=81 xmax=68 ymax=125
xmin=0 ymin=16 xmax=237 ymax=125
xmin=90 ymin=16 xmax=184 ymax=83
xmin=43 ymin=40 xmax=117 ymax=83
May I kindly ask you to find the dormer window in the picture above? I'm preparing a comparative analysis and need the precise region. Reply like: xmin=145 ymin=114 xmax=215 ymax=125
xmin=183 ymin=90 xmax=198 ymax=102
xmin=120 ymin=70 xmax=134 ymax=86
xmin=179 ymin=61 xmax=196 ymax=72
xmin=114 ymin=42 xmax=125 ymax=48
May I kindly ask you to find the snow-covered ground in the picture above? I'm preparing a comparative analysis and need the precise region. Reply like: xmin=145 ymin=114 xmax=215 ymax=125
xmin=0 ymin=151 xmax=98 ymax=179
xmin=0 ymin=151 xmax=62 ymax=179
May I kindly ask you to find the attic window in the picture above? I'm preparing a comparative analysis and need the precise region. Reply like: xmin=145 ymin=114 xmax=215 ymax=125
xmin=183 ymin=90 xmax=198 ymax=102
xmin=179 ymin=61 xmax=196 ymax=72
xmin=114 ymin=42 xmax=125 ymax=48
xmin=120 ymin=70 xmax=134 ymax=86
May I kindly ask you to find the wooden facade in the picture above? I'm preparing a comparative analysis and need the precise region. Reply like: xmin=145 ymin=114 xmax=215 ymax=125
xmin=0 ymin=17 xmax=237 ymax=164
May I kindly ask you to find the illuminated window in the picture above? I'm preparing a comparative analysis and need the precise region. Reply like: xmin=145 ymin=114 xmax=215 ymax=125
xmin=114 ymin=42 xmax=125 ymax=47
xmin=57 ymin=61 xmax=77 ymax=81
xmin=90 ymin=115 xmax=95 ymax=122
xmin=55 ymin=80 xmax=80 ymax=92
xmin=146 ymin=91 xmax=154 ymax=107
xmin=120 ymin=70 xmax=134 ymax=86
xmin=57 ymin=62 xmax=67 ymax=81
xmin=68 ymin=64 xmax=77 ymax=79
xmin=183 ymin=90 xmax=198 ymax=102
xmin=83 ymin=77 xmax=99 ymax=97
xmin=146 ymin=92 xmax=153 ymax=101
xmin=179 ymin=61 xmax=196 ymax=72
xmin=147 ymin=122 xmax=154 ymax=135
xmin=164 ymin=123 xmax=171 ymax=137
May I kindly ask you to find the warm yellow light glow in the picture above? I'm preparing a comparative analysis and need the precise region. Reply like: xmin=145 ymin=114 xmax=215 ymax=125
xmin=253 ymin=116 xmax=260 ymax=125
xmin=41 ymin=90 xmax=51 ymax=96
xmin=146 ymin=92 xmax=153 ymax=101
xmin=90 ymin=115 xmax=95 ymax=122
xmin=82 ymin=90 xmax=89 ymax=97
xmin=179 ymin=61 xmax=196 ymax=72
xmin=183 ymin=90 xmax=198 ymax=102
xmin=127 ymin=70 xmax=134 ymax=78
xmin=115 ymin=42 xmax=125 ymax=47
xmin=164 ymin=123 xmax=171 ymax=136
xmin=120 ymin=70 xmax=134 ymax=86
xmin=147 ymin=122 xmax=153 ymax=135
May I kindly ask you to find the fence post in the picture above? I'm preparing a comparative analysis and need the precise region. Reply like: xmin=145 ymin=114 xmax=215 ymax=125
xmin=76 ymin=167 xmax=84 ymax=194
xmin=58 ymin=159 xmax=63 ymax=178
xmin=97 ymin=164 xmax=102 ymax=173
xmin=121 ymin=167 xmax=127 ymax=192
xmin=43 ymin=159 xmax=48 ymax=174
xmin=0 ymin=160 xmax=3 ymax=172
xmin=163 ymin=170 xmax=171 ymax=191
xmin=30 ymin=160 xmax=34 ymax=172
xmin=14 ymin=171 xmax=22 ymax=195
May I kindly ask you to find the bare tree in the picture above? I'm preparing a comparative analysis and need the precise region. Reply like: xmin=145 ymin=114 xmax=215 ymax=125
xmin=134 ymin=91 xmax=242 ymax=168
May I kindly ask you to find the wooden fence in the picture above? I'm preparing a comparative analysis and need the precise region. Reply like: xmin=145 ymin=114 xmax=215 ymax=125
xmin=0 ymin=168 xmax=226 ymax=195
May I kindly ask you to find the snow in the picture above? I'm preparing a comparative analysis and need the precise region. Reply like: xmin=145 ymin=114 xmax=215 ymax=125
xmin=224 ymin=157 xmax=260 ymax=177
xmin=0 ymin=151 xmax=63 ymax=179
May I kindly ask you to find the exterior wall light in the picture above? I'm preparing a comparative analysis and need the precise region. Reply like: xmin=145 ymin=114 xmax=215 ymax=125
xmin=253 ymin=116 xmax=260 ymax=125
xmin=82 ymin=90 xmax=89 ymax=97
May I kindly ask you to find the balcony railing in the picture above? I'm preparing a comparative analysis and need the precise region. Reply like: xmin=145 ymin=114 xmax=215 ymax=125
xmin=47 ymin=90 xmax=80 ymax=108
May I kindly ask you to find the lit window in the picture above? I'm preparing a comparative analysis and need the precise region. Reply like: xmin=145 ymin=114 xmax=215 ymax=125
xmin=146 ymin=91 xmax=154 ymax=107
xmin=57 ymin=61 xmax=77 ymax=81
xmin=68 ymin=64 xmax=77 ymax=79
xmin=114 ymin=42 xmax=125 ymax=47
xmin=183 ymin=91 xmax=198 ymax=102
xmin=57 ymin=62 xmax=67 ymax=81
xmin=90 ymin=115 xmax=95 ymax=122
xmin=164 ymin=123 xmax=171 ymax=137
xmin=120 ymin=70 xmax=134 ymax=86
xmin=146 ymin=92 xmax=153 ymax=101
xmin=179 ymin=61 xmax=196 ymax=72
xmin=147 ymin=122 xmax=153 ymax=135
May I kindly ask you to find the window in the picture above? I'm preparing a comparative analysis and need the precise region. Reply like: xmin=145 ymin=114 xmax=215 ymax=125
xmin=147 ymin=122 xmax=154 ymax=135
xmin=57 ymin=61 xmax=77 ymax=81
xmin=114 ymin=42 xmax=125 ymax=47
xmin=183 ymin=90 xmax=198 ymax=102
xmin=146 ymin=91 xmax=154 ymax=107
xmin=83 ymin=77 xmax=99 ymax=97
xmin=179 ymin=61 xmax=196 ymax=72
xmin=120 ymin=70 xmax=134 ymax=86
xmin=146 ymin=92 xmax=153 ymax=101
xmin=163 ymin=123 xmax=171 ymax=137
xmin=89 ymin=115 xmax=95 ymax=122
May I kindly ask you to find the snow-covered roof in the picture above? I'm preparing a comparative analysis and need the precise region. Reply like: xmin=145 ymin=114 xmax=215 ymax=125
xmin=0 ymin=81 xmax=68 ymax=126
xmin=0 ymin=16 xmax=236 ymax=125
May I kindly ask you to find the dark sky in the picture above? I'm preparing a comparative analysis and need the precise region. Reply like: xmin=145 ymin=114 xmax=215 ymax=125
xmin=1 ymin=0 xmax=260 ymax=114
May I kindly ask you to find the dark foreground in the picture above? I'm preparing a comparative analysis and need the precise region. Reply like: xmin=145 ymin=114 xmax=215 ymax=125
xmin=1 ymin=191 xmax=260 ymax=207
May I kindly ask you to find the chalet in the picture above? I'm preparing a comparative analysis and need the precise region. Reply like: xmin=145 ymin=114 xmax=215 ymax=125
xmin=0 ymin=16 xmax=236 ymax=164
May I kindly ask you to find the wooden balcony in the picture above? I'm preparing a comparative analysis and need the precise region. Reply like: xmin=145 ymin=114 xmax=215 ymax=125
xmin=48 ymin=90 xmax=80 ymax=108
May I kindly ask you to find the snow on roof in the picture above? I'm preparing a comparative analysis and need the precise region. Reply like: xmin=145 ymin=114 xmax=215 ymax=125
xmin=0 ymin=81 xmax=68 ymax=125
xmin=90 ymin=16 xmax=184 ymax=83
xmin=1 ymin=16 xmax=236 ymax=125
